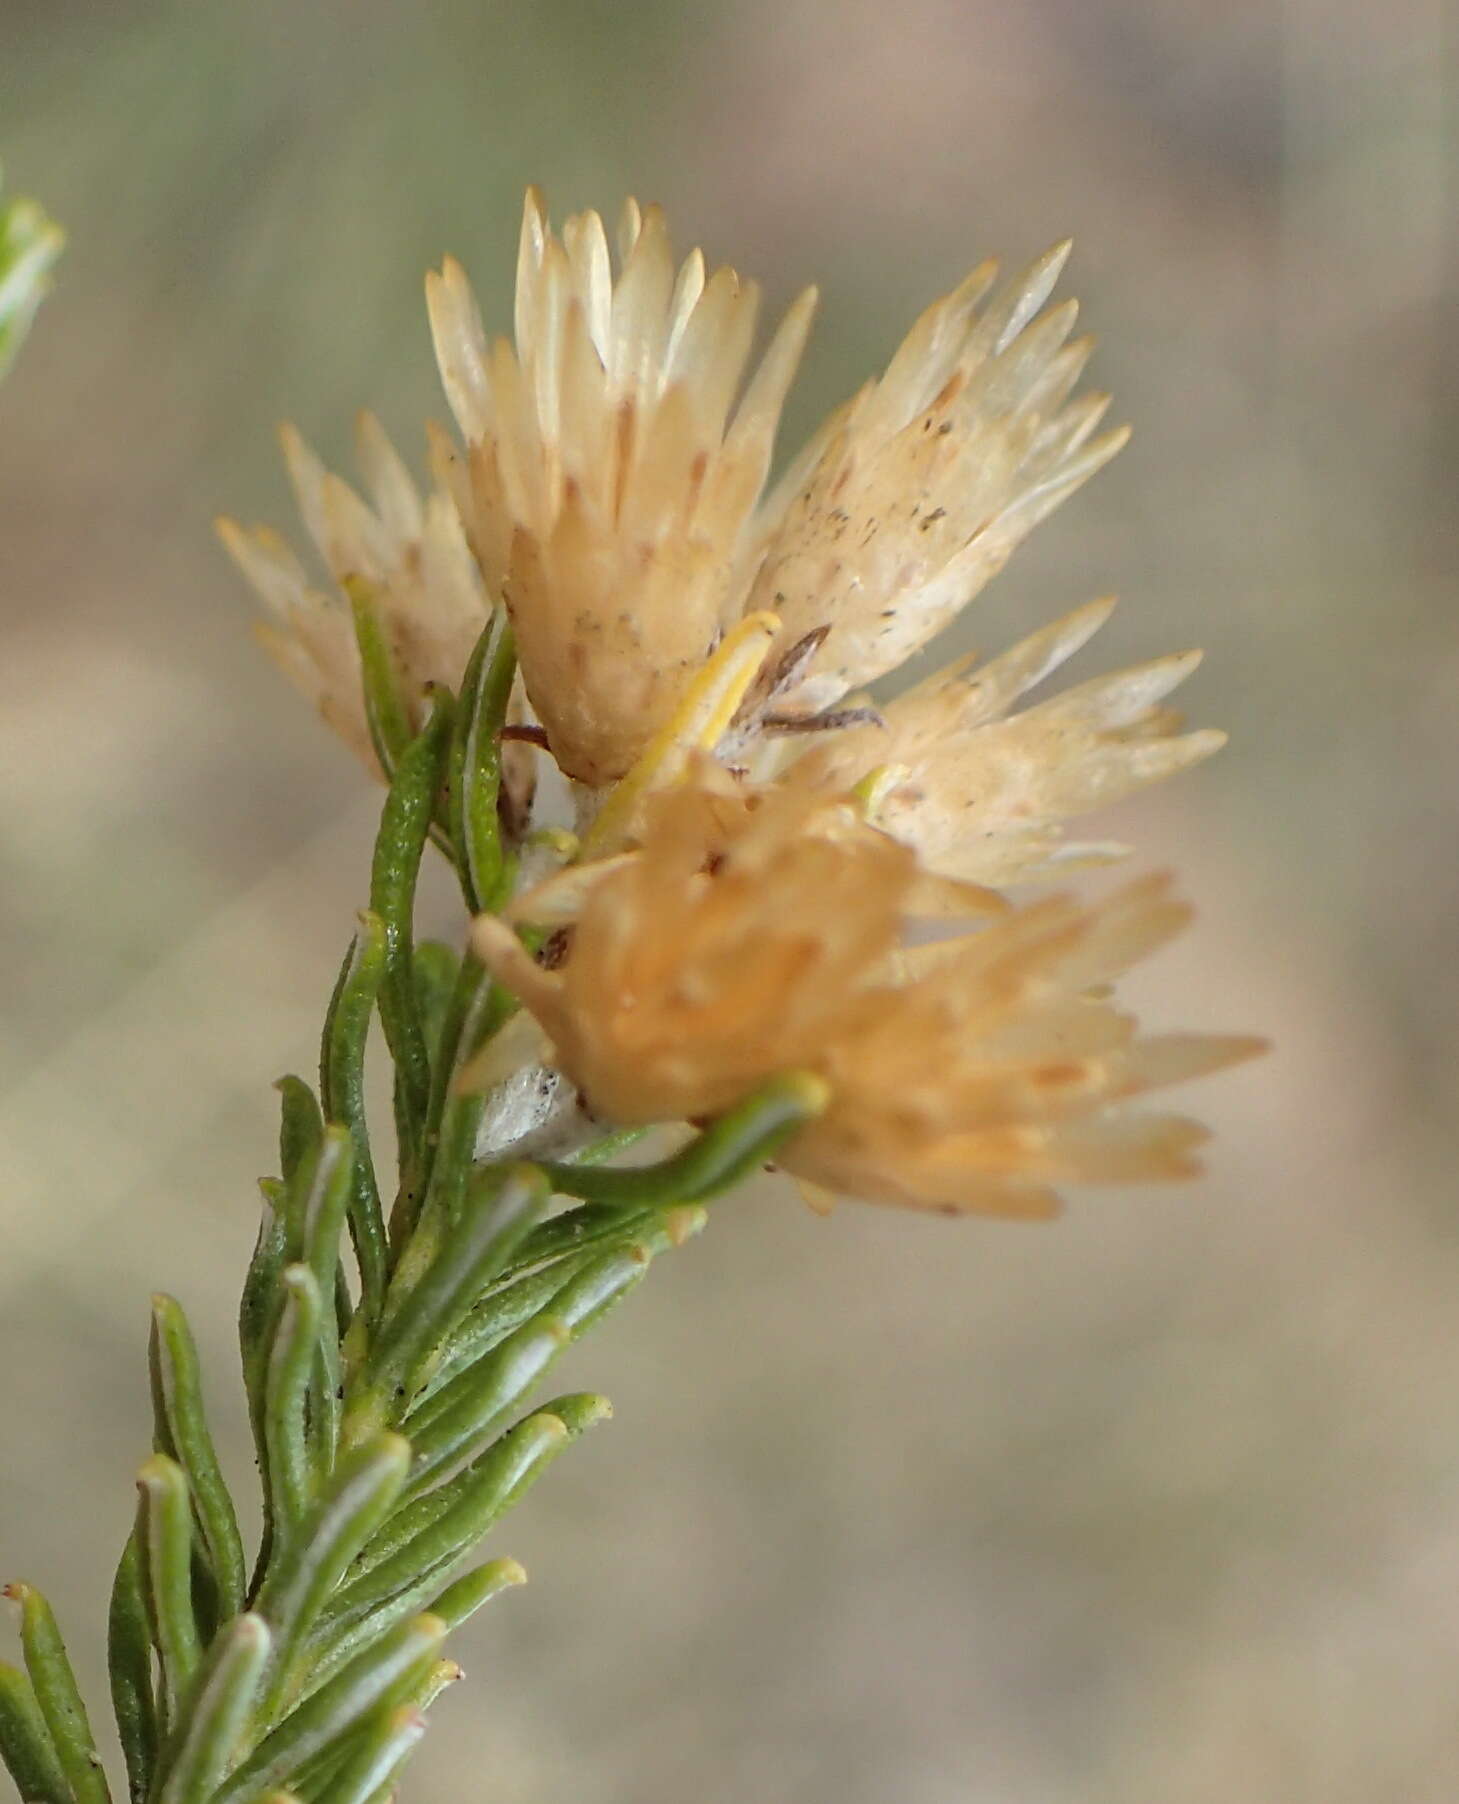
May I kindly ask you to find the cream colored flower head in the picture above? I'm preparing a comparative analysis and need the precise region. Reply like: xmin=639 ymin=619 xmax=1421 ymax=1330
xmin=218 ymin=412 xmax=491 ymax=775
xmin=428 ymin=188 xmax=818 ymax=786
xmin=737 ymin=245 xmax=1127 ymax=724
xmin=425 ymin=190 xmax=1131 ymax=786
xmin=784 ymin=597 xmax=1227 ymax=887
xmin=469 ymin=774 xmax=1262 ymax=1217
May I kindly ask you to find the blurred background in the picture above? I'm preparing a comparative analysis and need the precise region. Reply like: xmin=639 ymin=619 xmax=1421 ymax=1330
xmin=2 ymin=2 xmax=1456 ymax=1798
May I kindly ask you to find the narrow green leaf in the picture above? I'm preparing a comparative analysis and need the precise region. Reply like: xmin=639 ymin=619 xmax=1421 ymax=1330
xmin=561 ymin=1124 xmax=653 ymax=1167
xmin=538 ymin=1071 xmax=830 ymax=1206
xmin=209 ymin=1616 xmax=444 ymax=1804
xmin=446 ymin=613 xmax=516 ymax=914
xmin=344 ymin=577 xmax=411 ymax=777
xmin=275 ymin=1079 xmax=325 ymax=1188
xmin=279 ymin=1646 xmax=453 ymax=1804
xmin=351 ymin=1166 xmax=549 ymax=1442
xmin=6 ymin=1584 xmax=110 ymax=1804
xmin=156 ymin=1615 xmax=271 ymax=1804
xmin=241 ymin=1183 xmax=288 ymax=1441
xmin=424 ymin=1202 xmax=705 ymax=1405
xmin=283 ymin=1128 xmax=354 ymax=1478
xmin=148 ymin=1297 xmax=247 ymax=1621
xmin=134 ymin=1460 xmax=201 ymax=1724
xmin=370 ymin=695 xmax=453 ymax=1177
xmin=315 ymin=1412 xmax=576 ymax=1667
xmin=262 ymin=1268 xmax=324 ymax=1537
xmin=392 ymin=1320 xmax=568 ymax=1500
xmin=282 ymin=1129 xmax=353 ymax=1296
xmin=0 ymin=1662 xmax=70 ymax=1804
xmin=410 ymin=944 xmax=458 ymax=1064
xmin=320 ymin=917 xmax=389 ymax=1317
xmin=390 ymin=953 xmax=512 ymax=1256
xmin=417 ymin=1254 xmax=596 ymax=1404
xmin=253 ymin=1437 xmax=411 ymax=1720
xmin=427 ymin=1557 xmax=527 ymax=1635
xmin=399 ymin=1244 xmax=650 ymax=1492
xmin=309 ymin=1703 xmax=424 ymax=1804
xmin=106 ymin=1537 xmax=157 ymax=1804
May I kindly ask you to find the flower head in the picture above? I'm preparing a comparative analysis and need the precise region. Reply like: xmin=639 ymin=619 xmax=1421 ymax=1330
xmin=428 ymin=189 xmax=817 ymax=785
xmin=785 ymin=598 xmax=1227 ymax=886
xmin=218 ymin=413 xmax=490 ymax=774
xmin=469 ymin=775 xmax=1261 ymax=1216
xmin=470 ymin=776 xmax=911 ymax=1124
xmin=737 ymin=246 xmax=1128 ymax=724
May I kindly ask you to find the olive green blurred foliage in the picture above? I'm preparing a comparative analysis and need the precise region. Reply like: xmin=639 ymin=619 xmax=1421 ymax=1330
xmin=2 ymin=3 xmax=1457 ymax=1800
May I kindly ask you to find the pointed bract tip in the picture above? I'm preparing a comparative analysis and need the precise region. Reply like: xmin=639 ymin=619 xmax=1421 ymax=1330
xmin=663 ymin=1203 xmax=709 ymax=1246
xmin=780 ymin=1070 xmax=833 ymax=1117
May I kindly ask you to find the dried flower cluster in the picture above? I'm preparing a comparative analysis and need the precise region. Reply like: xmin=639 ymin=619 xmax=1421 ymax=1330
xmin=222 ymin=188 xmax=1260 ymax=1217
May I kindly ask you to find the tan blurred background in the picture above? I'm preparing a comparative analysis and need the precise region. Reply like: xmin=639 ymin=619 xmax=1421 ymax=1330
xmin=2 ymin=1 xmax=1457 ymax=1798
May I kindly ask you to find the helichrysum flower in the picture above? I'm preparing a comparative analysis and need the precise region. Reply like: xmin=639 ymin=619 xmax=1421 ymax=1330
xmin=736 ymin=246 xmax=1127 ymax=724
xmin=425 ymin=192 xmax=1127 ymax=786
xmin=427 ymin=189 xmax=818 ymax=786
xmin=218 ymin=413 xmax=491 ymax=775
xmin=784 ymin=597 xmax=1226 ymax=886
xmin=469 ymin=776 xmax=1261 ymax=1216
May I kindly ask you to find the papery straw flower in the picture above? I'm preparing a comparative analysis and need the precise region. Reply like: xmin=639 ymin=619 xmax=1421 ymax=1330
xmin=469 ymin=777 xmax=1262 ymax=1217
xmin=785 ymin=598 xmax=1227 ymax=887
xmin=425 ymin=191 xmax=1133 ymax=788
xmin=218 ymin=414 xmax=491 ymax=775
xmin=735 ymin=244 xmax=1127 ymax=724
xmin=427 ymin=188 xmax=818 ymax=786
